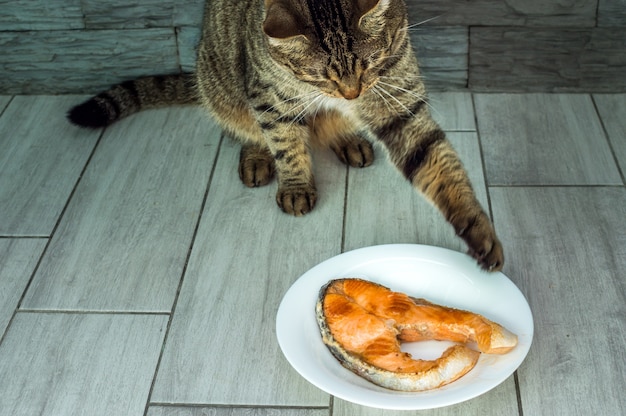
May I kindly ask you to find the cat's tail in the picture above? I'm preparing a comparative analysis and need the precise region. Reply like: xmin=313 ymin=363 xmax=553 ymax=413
xmin=67 ymin=73 xmax=200 ymax=128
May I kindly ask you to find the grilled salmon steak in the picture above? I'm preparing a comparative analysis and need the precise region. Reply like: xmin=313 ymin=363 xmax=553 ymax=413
xmin=316 ymin=278 xmax=518 ymax=391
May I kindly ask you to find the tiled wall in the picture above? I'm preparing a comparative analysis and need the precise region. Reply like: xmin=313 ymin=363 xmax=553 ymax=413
xmin=1 ymin=0 xmax=625 ymax=93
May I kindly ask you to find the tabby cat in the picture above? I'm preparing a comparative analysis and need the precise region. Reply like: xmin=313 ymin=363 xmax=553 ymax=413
xmin=67 ymin=0 xmax=504 ymax=271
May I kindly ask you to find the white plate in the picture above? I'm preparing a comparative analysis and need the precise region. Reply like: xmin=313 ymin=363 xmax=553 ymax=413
xmin=276 ymin=244 xmax=533 ymax=410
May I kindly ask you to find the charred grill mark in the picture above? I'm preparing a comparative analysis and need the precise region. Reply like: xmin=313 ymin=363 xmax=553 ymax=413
xmin=402 ymin=129 xmax=446 ymax=181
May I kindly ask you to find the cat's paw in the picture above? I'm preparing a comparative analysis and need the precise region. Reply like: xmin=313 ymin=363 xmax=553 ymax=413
xmin=330 ymin=136 xmax=374 ymax=168
xmin=276 ymin=184 xmax=317 ymax=216
xmin=456 ymin=214 xmax=504 ymax=272
xmin=238 ymin=144 xmax=275 ymax=187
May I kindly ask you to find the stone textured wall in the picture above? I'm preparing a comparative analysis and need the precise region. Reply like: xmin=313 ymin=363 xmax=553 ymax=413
xmin=407 ymin=0 xmax=626 ymax=91
xmin=1 ymin=0 xmax=625 ymax=93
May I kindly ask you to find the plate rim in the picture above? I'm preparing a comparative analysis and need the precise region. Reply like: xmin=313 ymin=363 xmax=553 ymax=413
xmin=276 ymin=244 xmax=534 ymax=410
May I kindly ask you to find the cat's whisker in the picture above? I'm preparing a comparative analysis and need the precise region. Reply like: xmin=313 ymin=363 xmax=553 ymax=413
xmin=284 ymin=92 xmax=325 ymax=128
xmin=366 ymin=47 xmax=386 ymax=61
xmin=371 ymin=86 xmax=395 ymax=113
xmin=258 ymin=90 xmax=319 ymax=118
xmin=379 ymin=74 xmax=423 ymax=81
xmin=377 ymin=80 xmax=441 ymax=118
xmin=401 ymin=15 xmax=442 ymax=31
xmin=277 ymin=91 xmax=321 ymax=117
xmin=311 ymin=95 xmax=334 ymax=122
xmin=380 ymin=54 xmax=406 ymax=61
xmin=377 ymin=81 xmax=426 ymax=100
xmin=375 ymin=85 xmax=415 ymax=116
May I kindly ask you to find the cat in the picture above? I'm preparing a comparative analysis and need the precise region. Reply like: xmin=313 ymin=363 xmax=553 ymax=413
xmin=67 ymin=0 xmax=504 ymax=271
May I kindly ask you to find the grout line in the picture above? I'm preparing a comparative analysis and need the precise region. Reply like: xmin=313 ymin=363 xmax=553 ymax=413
xmin=173 ymin=26 xmax=183 ymax=73
xmin=470 ymin=93 xmax=495 ymax=217
xmin=0 ymin=235 xmax=48 ymax=239
xmin=466 ymin=26 xmax=471 ymax=89
xmin=473 ymin=92 xmax=523 ymax=416
xmin=590 ymin=94 xmax=626 ymax=186
xmin=0 ymin=95 xmax=15 ymax=116
xmin=148 ymin=403 xmax=329 ymax=410
xmin=487 ymin=183 xmax=625 ymax=188
xmin=16 ymin=309 xmax=170 ymax=316
xmin=340 ymin=165 xmax=349 ymax=254
xmin=0 ymin=125 xmax=106 ymax=349
xmin=143 ymin=131 xmax=225 ymax=416
xmin=514 ymin=371 xmax=525 ymax=416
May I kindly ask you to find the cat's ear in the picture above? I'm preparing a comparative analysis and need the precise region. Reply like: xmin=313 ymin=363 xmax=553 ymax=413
xmin=263 ymin=1 xmax=306 ymax=41
xmin=357 ymin=0 xmax=390 ymax=20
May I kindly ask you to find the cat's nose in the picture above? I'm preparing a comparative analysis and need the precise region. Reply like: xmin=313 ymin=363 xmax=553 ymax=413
xmin=340 ymin=86 xmax=361 ymax=100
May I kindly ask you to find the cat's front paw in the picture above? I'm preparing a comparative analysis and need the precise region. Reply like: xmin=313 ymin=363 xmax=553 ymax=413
xmin=276 ymin=184 xmax=317 ymax=216
xmin=330 ymin=136 xmax=374 ymax=168
xmin=456 ymin=214 xmax=504 ymax=272
xmin=238 ymin=144 xmax=275 ymax=187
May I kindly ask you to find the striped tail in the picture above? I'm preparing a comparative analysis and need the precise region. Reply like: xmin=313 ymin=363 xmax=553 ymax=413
xmin=67 ymin=73 xmax=200 ymax=128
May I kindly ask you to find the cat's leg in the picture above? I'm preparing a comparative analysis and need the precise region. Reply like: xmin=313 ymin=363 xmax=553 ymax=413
xmin=362 ymin=79 xmax=503 ymax=271
xmin=310 ymin=110 xmax=374 ymax=168
xmin=216 ymin=96 xmax=316 ymax=215
xmin=251 ymin=118 xmax=317 ymax=216
xmin=269 ymin=125 xmax=317 ymax=216
xmin=238 ymin=142 xmax=275 ymax=187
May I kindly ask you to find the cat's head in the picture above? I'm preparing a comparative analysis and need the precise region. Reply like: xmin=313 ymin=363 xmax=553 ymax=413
xmin=263 ymin=0 xmax=408 ymax=100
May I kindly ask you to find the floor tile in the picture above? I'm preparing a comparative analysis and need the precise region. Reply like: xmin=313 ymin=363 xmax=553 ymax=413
xmin=151 ymin=140 xmax=344 ymax=406
xmin=148 ymin=407 xmax=328 ymax=416
xmin=474 ymin=94 xmax=622 ymax=185
xmin=3 ymin=93 xmax=623 ymax=416
xmin=20 ymin=107 xmax=220 ymax=312
xmin=593 ymin=94 xmax=626 ymax=179
xmin=343 ymin=132 xmax=490 ymax=256
xmin=0 ymin=238 xmax=47 ymax=336
xmin=0 ymin=96 xmax=100 ymax=236
xmin=429 ymin=92 xmax=476 ymax=131
xmin=333 ymin=377 xmax=519 ymax=415
xmin=490 ymin=186 xmax=626 ymax=415
xmin=0 ymin=313 xmax=167 ymax=416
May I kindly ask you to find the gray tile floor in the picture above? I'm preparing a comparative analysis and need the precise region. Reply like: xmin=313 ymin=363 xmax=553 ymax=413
xmin=0 ymin=93 xmax=624 ymax=416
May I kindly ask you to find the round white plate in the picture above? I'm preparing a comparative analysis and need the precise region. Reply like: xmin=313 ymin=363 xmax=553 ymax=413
xmin=276 ymin=244 xmax=533 ymax=410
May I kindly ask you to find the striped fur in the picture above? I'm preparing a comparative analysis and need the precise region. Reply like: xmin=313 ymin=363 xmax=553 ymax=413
xmin=67 ymin=74 xmax=198 ymax=128
xmin=67 ymin=0 xmax=503 ymax=270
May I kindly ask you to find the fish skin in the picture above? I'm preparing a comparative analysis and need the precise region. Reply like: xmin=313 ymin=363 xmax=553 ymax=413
xmin=316 ymin=278 xmax=517 ymax=392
